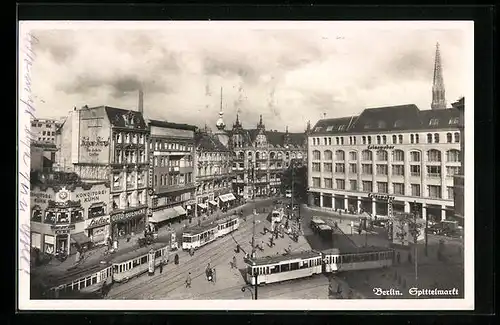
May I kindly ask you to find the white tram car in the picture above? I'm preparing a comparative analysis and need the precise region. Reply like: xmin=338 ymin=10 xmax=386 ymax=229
xmin=322 ymin=247 xmax=394 ymax=273
xmin=182 ymin=215 xmax=240 ymax=250
xmin=217 ymin=215 xmax=240 ymax=237
xmin=270 ymin=208 xmax=284 ymax=224
xmin=46 ymin=263 xmax=113 ymax=298
xmin=182 ymin=223 xmax=219 ymax=250
xmin=112 ymin=243 xmax=169 ymax=283
xmin=245 ymin=251 xmax=323 ymax=285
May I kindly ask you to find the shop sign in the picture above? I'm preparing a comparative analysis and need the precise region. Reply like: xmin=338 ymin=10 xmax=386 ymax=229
xmin=76 ymin=189 xmax=107 ymax=203
xmin=81 ymin=136 xmax=110 ymax=157
xmin=87 ymin=215 xmax=110 ymax=229
xmin=368 ymin=193 xmax=395 ymax=203
xmin=51 ymin=224 xmax=76 ymax=235
xmin=31 ymin=191 xmax=53 ymax=204
xmin=111 ymin=207 xmax=147 ymax=223
xmin=367 ymin=145 xmax=395 ymax=150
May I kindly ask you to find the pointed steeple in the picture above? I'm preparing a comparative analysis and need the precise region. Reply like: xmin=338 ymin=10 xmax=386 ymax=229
xmin=284 ymin=125 xmax=291 ymax=147
xmin=431 ymin=42 xmax=447 ymax=110
xmin=233 ymin=113 xmax=242 ymax=130
xmin=138 ymin=87 xmax=144 ymax=114
xmin=215 ymin=87 xmax=226 ymax=131
xmin=257 ymin=114 xmax=265 ymax=132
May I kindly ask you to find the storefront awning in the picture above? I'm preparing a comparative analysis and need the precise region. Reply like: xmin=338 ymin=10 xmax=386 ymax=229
xmin=226 ymin=193 xmax=236 ymax=201
xmin=209 ymin=200 xmax=218 ymax=206
xmin=149 ymin=208 xmax=178 ymax=223
xmin=71 ymin=232 xmax=92 ymax=245
xmin=198 ymin=203 xmax=207 ymax=209
xmin=173 ymin=206 xmax=187 ymax=216
xmin=219 ymin=194 xmax=229 ymax=202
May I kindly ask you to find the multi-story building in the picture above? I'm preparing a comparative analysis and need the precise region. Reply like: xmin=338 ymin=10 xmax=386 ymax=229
xmin=147 ymin=120 xmax=197 ymax=227
xmin=55 ymin=105 xmax=149 ymax=241
xmin=194 ymin=126 xmax=234 ymax=212
xmin=307 ymin=104 xmax=461 ymax=222
xmin=30 ymin=118 xmax=61 ymax=144
xmin=229 ymin=114 xmax=307 ymax=200
xmin=30 ymin=171 xmax=110 ymax=255
xmin=452 ymin=97 xmax=465 ymax=221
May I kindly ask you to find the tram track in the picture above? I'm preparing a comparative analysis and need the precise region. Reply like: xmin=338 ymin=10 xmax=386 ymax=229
xmin=107 ymin=215 xmax=269 ymax=299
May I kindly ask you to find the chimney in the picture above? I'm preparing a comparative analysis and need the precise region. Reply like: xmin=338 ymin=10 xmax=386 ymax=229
xmin=138 ymin=88 xmax=144 ymax=115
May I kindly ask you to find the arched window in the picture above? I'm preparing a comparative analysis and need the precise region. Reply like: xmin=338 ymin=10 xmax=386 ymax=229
xmin=446 ymin=149 xmax=461 ymax=162
xmin=427 ymin=149 xmax=441 ymax=162
xmin=398 ymin=135 xmax=403 ymax=144
xmin=335 ymin=150 xmax=345 ymax=161
xmin=362 ymin=150 xmax=372 ymax=161
xmin=328 ymin=138 xmax=332 ymax=145
xmin=382 ymin=135 xmax=387 ymax=144
xmin=376 ymin=136 xmax=381 ymax=144
xmin=446 ymin=133 xmax=452 ymax=143
xmin=409 ymin=151 xmax=421 ymax=162
xmin=454 ymin=132 xmax=460 ymax=143
xmin=393 ymin=149 xmax=405 ymax=162
xmin=427 ymin=133 xmax=433 ymax=144
xmin=312 ymin=150 xmax=321 ymax=160
xmin=353 ymin=137 xmax=357 ymax=145
xmin=255 ymin=152 xmax=260 ymax=160
xmin=367 ymin=136 xmax=372 ymax=144
xmin=340 ymin=137 xmax=344 ymax=145
xmin=434 ymin=133 xmax=440 ymax=143
xmin=392 ymin=135 xmax=397 ymax=144
xmin=270 ymin=152 xmax=276 ymax=159
xmin=238 ymin=152 xmax=244 ymax=159
xmin=410 ymin=134 xmax=414 ymax=144
xmin=415 ymin=134 xmax=420 ymax=144
xmin=324 ymin=150 xmax=333 ymax=160
xmin=349 ymin=151 xmax=358 ymax=161
xmin=362 ymin=136 xmax=366 ymax=145
xmin=376 ymin=150 xmax=388 ymax=161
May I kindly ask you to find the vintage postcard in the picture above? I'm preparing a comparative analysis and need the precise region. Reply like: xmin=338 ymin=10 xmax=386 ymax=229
xmin=17 ymin=20 xmax=474 ymax=310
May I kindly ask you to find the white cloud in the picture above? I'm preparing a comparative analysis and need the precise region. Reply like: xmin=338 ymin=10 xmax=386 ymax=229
xmin=27 ymin=22 xmax=469 ymax=132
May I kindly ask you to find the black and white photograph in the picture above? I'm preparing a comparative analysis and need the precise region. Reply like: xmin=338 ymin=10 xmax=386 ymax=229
xmin=18 ymin=21 xmax=474 ymax=310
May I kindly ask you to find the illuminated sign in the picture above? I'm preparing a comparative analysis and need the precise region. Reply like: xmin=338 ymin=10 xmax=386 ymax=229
xmin=368 ymin=193 xmax=395 ymax=203
xmin=367 ymin=145 xmax=395 ymax=150
xmin=111 ymin=207 xmax=147 ymax=223
xmin=87 ymin=215 xmax=110 ymax=229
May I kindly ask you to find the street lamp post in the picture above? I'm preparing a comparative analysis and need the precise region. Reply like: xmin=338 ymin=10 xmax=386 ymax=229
xmin=408 ymin=201 xmax=422 ymax=281
xmin=241 ymin=275 xmax=258 ymax=300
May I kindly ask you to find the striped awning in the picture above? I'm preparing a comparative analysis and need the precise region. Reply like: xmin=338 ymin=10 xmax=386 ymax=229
xmin=219 ymin=193 xmax=236 ymax=202
xmin=173 ymin=206 xmax=187 ymax=216
xmin=149 ymin=208 xmax=178 ymax=223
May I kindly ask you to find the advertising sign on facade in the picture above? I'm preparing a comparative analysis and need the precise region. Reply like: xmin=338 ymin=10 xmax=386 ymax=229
xmin=76 ymin=189 xmax=108 ymax=203
xmin=111 ymin=207 xmax=147 ymax=223
xmin=86 ymin=215 xmax=111 ymax=229
xmin=78 ymin=117 xmax=111 ymax=163
xmin=31 ymin=191 xmax=53 ymax=204
xmin=148 ymin=249 xmax=155 ymax=275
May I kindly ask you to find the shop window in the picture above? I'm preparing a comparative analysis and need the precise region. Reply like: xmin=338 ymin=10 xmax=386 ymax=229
xmin=72 ymin=210 xmax=84 ymax=222
xmin=32 ymin=209 xmax=42 ymax=222
xmin=58 ymin=212 xmax=70 ymax=223
xmin=45 ymin=211 xmax=56 ymax=224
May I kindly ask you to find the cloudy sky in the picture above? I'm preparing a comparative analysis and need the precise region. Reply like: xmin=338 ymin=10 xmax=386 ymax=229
xmin=26 ymin=22 xmax=470 ymax=132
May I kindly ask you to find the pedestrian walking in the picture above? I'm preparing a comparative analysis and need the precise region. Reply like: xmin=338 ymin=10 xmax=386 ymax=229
xmin=185 ymin=272 xmax=192 ymax=288
xmin=212 ymin=268 xmax=217 ymax=283
xmin=159 ymin=259 xmax=164 ymax=274
xmin=190 ymin=247 xmax=194 ymax=256
xmin=396 ymin=251 xmax=401 ymax=264
xmin=232 ymin=256 xmax=237 ymax=269
xmin=174 ymin=253 xmax=179 ymax=265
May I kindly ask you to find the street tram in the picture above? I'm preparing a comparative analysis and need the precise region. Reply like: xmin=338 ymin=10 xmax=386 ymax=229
xmin=310 ymin=218 xmax=326 ymax=233
xmin=322 ymin=247 xmax=394 ymax=273
xmin=217 ymin=215 xmax=240 ymax=237
xmin=244 ymin=246 xmax=395 ymax=286
xmin=245 ymin=251 xmax=323 ymax=285
xmin=45 ymin=262 xmax=113 ymax=298
xmin=270 ymin=208 xmax=284 ymax=224
xmin=182 ymin=223 xmax=219 ymax=250
xmin=317 ymin=224 xmax=333 ymax=241
xmin=112 ymin=243 xmax=169 ymax=283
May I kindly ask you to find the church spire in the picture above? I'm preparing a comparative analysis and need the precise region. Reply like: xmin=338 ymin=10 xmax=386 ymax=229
xmin=215 ymin=87 xmax=226 ymax=131
xmin=431 ymin=42 xmax=447 ymax=110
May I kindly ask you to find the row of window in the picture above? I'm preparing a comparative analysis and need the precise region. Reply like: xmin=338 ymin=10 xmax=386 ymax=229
xmin=151 ymin=139 xmax=193 ymax=152
xmin=52 ymin=267 xmax=112 ymax=293
xmin=311 ymin=132 xmax=460 ymax=146
xmin=32 ymin=123 xmax=55 ymax=129
xmin=199 ymin=152 xmax=231 ymax=161
xmin=112 ymin=172 xmax=147 ymax=189
xmin=38 ymin=137 xmax=55 ymax=142
xmin=312 ymin=178 xmax=453 ymax=199
xmin=197 ymin=181 xmax=231 ymax=193
xmin=115 ymin=150 xmax=147 ymax=164
xmin=152 ymin=192 xmax=193 ymax=208
xmin=41 ymin=131 xmax=56 ymax=136
xmin=234 ymin=151 xmax=303 ymax=160
xmin=313 ymin=163 xmax=460 ymax=177
xmin=111 ymin=191 xmax=146 ymax=210
xmin=233 ymin=162 xmax=286 ymax=169
xmin=31 ymin=208 xmax=90 ymax=224
xmin=312 ymin=149 xmax=460 ymax=163
xmin=153 ymin=156 xmax=193 ymax=168
xmin=115 ymin=132 xmax=147 ymax=145
xmin=154 ymin=173 xmax=193 ymax=187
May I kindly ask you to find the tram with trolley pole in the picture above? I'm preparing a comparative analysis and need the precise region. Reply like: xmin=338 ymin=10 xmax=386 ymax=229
xmin=182 ymin=223 xmax=219 ymax=250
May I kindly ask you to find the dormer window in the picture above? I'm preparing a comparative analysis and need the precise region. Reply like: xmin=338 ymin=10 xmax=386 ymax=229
xmin=314 ymin=127 xmax=323 ymax=132
xmin=394 ymin=120 xmax=403 ymax=128
xmin=449 ymin=117 xmax=459 ymax=125
xmin=326 ymin=126 xmax=334 ymax=132
xmin=429 ymin=118 xmax=439 ymax=126
xmin=123 ymin=111 xmax=136 ymax=127
xmin=364 ymin=124 xmax=372 ymax=129
xmin=377 ymin=121 xmax=386 ymax=128
xmin=338 ymin=125 xmax=346 ymax=131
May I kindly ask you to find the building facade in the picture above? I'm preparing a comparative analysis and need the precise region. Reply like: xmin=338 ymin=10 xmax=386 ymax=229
xmin=147 ymin=120 xmax=197 ymax=226
xmin=194 ymin=126 xmax=234 ymax=213
xmin=55 ymin=105 xmax=149 ymax=240
xmin=452 ymin=97 xmax=465 ymax=221
xmin=229 ymin=115 xmax=307 ymax=200
xmin=307 ymin=104 xmax=461 ymax=222
xmin=30 ymin=118 xmax=61 ymax=144
xmin=30 ymin=171 xmax=110 ymax=255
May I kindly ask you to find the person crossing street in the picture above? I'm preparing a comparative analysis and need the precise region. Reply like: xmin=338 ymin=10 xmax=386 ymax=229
xmin=185 ymin=272 xmax=191 ymax=288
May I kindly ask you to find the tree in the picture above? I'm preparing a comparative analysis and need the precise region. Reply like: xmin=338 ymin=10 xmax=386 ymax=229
xmin=280 ymin=163 xmax=307 ymax=202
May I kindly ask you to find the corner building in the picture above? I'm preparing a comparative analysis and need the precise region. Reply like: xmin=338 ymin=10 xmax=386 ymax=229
xmin=308 ymin=104 xmax=461 ymax=222
xmin=55 ymin=105 xmax=149 ymax=241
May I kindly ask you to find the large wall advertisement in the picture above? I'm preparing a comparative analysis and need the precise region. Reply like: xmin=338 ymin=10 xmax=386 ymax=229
xmin=78 ymin=110 xmax=111 ymax=164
